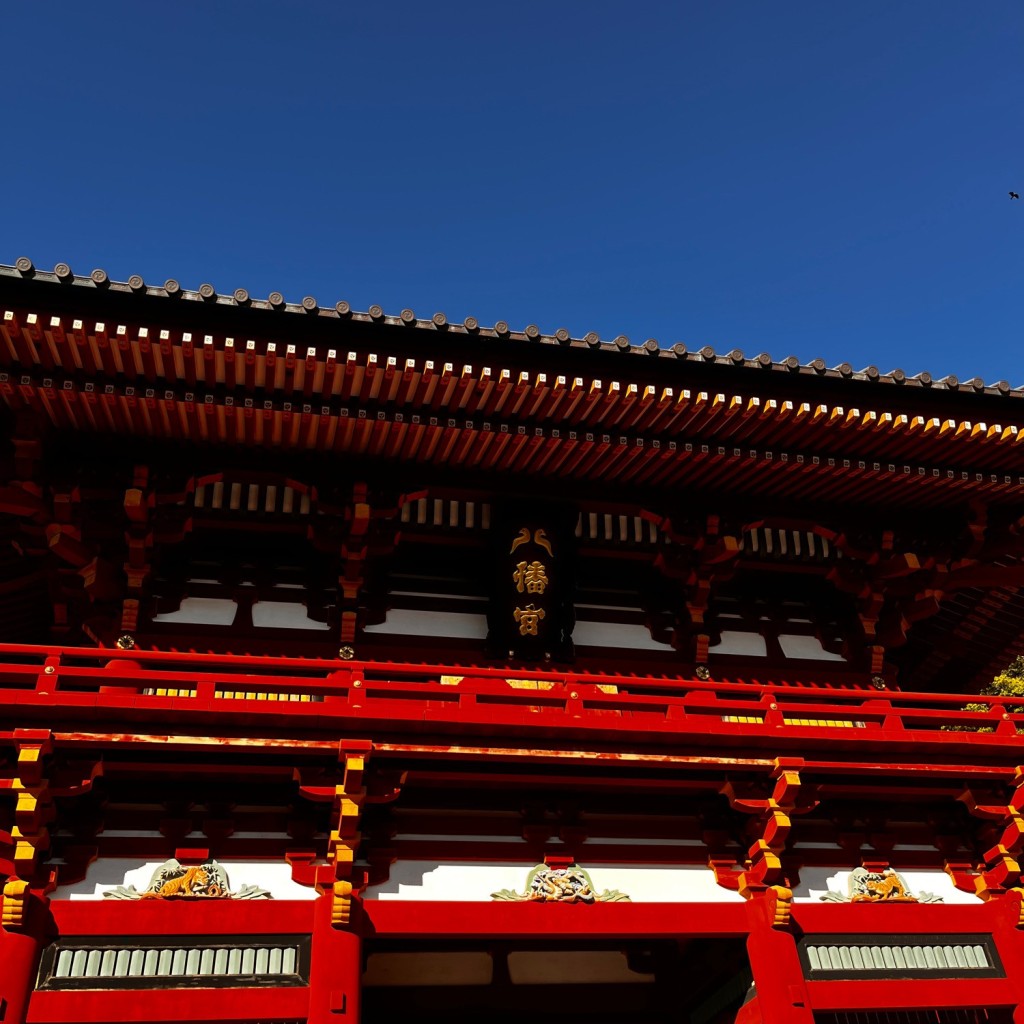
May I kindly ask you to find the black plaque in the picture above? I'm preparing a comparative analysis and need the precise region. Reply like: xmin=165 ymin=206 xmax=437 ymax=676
xmin=486 ymin=503 xmax=575 ymax=662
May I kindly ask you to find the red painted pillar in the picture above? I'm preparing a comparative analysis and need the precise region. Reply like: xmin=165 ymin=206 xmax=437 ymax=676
xmin=0 ymin=886 xmax=48 ymax=1024
xmin=988 ymin=892 xmax=1024 ymax=1024
xmin=744 ymin=897 xmax=814 ymax=1024
xmin=308 ymin=889 xmax=362 ymax=1024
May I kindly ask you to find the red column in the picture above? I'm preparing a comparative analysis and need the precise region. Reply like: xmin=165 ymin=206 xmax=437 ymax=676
xmin=0 ymin=886 xmax=48 ymax=1024
xmin=988 ymin=892 xmax=1024 ymax=1024
xmin=307 ymin=889 xmax=362 ymax=1024
xmin=744 ymin=898 xmax=814 ymax=1024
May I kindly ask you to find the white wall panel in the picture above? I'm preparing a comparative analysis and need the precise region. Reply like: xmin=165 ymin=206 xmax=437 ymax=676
xmin=364 ymin=861 xmax=744 ymax=902
xmin=52 ymin=860 xmax=317 ymax=901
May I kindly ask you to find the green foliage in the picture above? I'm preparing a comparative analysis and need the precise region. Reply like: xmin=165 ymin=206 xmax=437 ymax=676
xmin=952 ymin=656 xmax=1024 ymax=732
xmin=985 ymin=655 xmax=1024 ymax=699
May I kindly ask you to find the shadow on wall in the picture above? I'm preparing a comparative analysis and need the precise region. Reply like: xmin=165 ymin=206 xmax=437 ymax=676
xmin=153 ymin=597 xmax=330 ymax=630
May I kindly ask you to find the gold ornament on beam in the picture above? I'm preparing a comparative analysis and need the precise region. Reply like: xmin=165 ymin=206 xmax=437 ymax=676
xmin=101 ymin=859 xmax=271 ymax=900
xmin=492 ymin=863 xmax=630 ymax=903
xmin=819 ymin=867 xmax=942 ymax=904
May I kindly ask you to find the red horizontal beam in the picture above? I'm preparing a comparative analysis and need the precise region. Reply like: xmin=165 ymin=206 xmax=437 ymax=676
xmin=27 ymin=986 xmax=308 ymax=1024
xmin=4 ymin=733 xmax=1006 ymax=785
xmin=39 ymin=897 xmax=1007 ymax=943
xmin=1 ymin=685 xmax=1019 ymax=770
xmin=360 ymin=899 xmax=751 ymax=938
xmin=48 ymin=898 xmax=314 ymax=936
xmin=792 ymin=901 xmax=998 ymax=935
xmin=361 ymin=899 xmax=1000 ymax=939
xmin=805 ymin=977 xmax=1017 ymax=1011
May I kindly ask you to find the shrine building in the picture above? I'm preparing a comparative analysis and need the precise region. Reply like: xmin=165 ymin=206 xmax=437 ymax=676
xmin=5 ymin=255 xmax=1024 ymax=1024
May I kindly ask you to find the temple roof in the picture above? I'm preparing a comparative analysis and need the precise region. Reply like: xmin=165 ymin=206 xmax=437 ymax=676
xmin=3 ymin=257 xmax=1024 ymax=511
xmin=1 ymin=256 xmax=1016 ymax=395
xmin=4 ymin=257 xmax=1024 ymax=693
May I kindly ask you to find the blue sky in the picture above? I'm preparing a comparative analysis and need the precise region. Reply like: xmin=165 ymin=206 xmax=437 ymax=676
xmin=4 ymin=2 xmax=1021 ymax=382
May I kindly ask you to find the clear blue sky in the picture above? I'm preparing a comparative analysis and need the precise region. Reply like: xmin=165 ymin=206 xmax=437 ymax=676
xmin=4 ymin=2 xmax=1021 ymax=382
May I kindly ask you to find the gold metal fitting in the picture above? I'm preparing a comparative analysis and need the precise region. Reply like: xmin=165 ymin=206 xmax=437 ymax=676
xmin=116 ymin=634 xmax=137 ymax=650
xmin=695 ymin=665 xmax=711 ymax=681
xmin=338 ymin=645 xmax=355 ymax=661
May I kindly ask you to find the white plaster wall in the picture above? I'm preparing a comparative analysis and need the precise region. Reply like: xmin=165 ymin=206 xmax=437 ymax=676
xmin=777 ymin=634 xmax=846 ymax=662
xmin=708 ymin=631 xmax=848 ymax=662
xmin=366 ymin=610 xmax=676 ymax=650
xmin=363 ymin=861 xmax=744 ymax=902
xmin=572 ymin=621 xmax=673 ymax=651
xmin=793 ymin=868 xmax=982 ymax=904
xmin=51 ymin=860 xmax=317 ymax=901
xmin=153 ymin=597 xmax=327 ymax=630
xmin=363 ymin=609 xmax=488 ymax=640
xmin=251 ymin=601 xmax=330 ymax=630
xmin=709 ymin=631 xmax=768 ymax=657
xmin=152 ymin=597 xmax=237 ymax=625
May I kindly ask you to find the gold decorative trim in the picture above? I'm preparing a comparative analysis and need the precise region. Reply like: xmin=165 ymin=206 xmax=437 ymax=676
xmin=1 ymin=877 xmax=29 ymax=930
xmin=767 ymin=884 xmax=793 ymax=928
xmin=331 ymin=880 xmax=353 ymax=926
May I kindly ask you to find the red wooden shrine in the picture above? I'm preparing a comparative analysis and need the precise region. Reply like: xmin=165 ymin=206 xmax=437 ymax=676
xmin=3 ymin=256 xmax=1024 ymax=1023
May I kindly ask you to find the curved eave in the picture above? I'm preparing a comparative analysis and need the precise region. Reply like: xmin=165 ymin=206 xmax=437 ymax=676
xmin=2 ymin=258 xmax=1019 ymax=397
xmin=4 ymin=260 xmax=1024 ymax=508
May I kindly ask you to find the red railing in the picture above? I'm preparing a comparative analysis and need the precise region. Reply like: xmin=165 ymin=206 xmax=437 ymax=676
xmin=0 ymin=643 xmax=1018 ymax=754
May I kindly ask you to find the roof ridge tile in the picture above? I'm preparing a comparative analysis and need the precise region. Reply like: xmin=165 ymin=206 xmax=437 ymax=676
xmin=1 ymin=258 xmax=1018 ymax=397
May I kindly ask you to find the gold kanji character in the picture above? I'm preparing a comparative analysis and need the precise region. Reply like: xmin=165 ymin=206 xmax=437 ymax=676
xmin=513 ymin=604 xmax=546 ymax=636
xmin=513 ymin=560 xmax=549 ymax=595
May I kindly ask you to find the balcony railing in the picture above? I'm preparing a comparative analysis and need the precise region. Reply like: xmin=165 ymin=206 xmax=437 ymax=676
xmin=0 ymin=643 xmax=1019 ymax=759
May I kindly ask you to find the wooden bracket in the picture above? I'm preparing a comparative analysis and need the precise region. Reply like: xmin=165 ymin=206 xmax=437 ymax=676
xmin=959 ymin=767 xmax=1024 ymax=899
xmin=719 ymin=760 xmax=815 ymax=901
xmin=1 ymin=876 xmax=30 ymax=931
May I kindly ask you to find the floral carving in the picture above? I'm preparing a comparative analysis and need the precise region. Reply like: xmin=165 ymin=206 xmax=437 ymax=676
xmin=820 ymin=867 xmax=942 ymax=904
xmin=492 ymin=863 xmax=630 ymax=903
xmin=102 ymin=859 xmax=271 ymax=900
